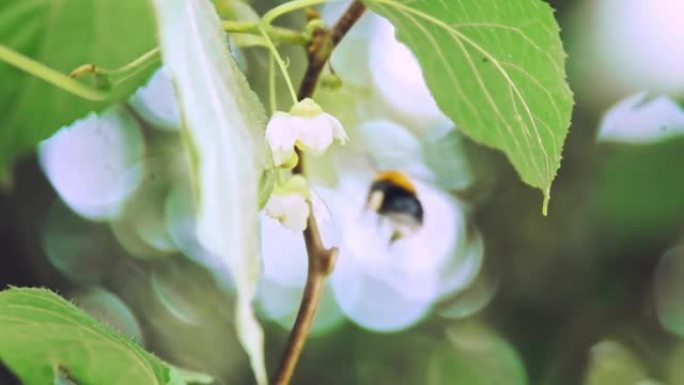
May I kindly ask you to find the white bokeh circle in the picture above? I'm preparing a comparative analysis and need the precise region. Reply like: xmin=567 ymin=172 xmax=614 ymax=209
xmin=39 ymin=106 xmax=145 ymax=221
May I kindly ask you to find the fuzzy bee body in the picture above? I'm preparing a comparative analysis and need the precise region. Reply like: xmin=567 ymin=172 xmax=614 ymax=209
xmin=366 ymin=171 xmax=424 ymax=241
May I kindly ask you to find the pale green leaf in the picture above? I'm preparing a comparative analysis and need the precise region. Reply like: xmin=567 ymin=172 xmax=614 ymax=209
xmin=150 ymin=0 xmax=270 ymax=384
xmin=363 ymin=0 xmax=574 ymax=213
xmin=428 ymin=323 xmax=528 ymax=385
xmin=0 ymin=0 xmax=158 ymax=183
xmin=584 ymin=340 xmax=648 ymax=385
xmin=0 ymin=287 xmax=168 ymax=385
xmin=168 ymin=366 xmax=215 ymax=385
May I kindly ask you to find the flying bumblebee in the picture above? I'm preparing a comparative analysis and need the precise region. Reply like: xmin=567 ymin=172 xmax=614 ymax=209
xmin=366 ymin=170 xmax=424 ymax=242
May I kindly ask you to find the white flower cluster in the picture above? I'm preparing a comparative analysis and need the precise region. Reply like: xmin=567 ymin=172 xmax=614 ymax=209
xmin=263 ymin=98 xmax=347 ymax=231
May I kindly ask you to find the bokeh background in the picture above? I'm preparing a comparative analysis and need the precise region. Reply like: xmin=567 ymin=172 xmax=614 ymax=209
xmin=2 ymin=0 xmax=684 ymax=384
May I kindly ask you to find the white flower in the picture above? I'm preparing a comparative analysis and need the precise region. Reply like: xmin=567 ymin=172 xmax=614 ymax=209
xmin=594 ymin=0 xmax=684 ymax=94
xmin=369 ymin=17 xmax=452 ymax=131
xmin=265 ymin=193 xmax=310 ymax=232
xmin=39 ymin=106 xmax=145 ymax=221
xmin=265 ymin=98 xmax=348 ymax=166
xmin=129 ymin=68 xmax=181 ymax=131
xmin=326 ymin=172 xmax=483 ymax=332
xmin=262 ymin=175 xmax=331 ymax=232
xmin=598 ymin=93 xmax=684 ymax=144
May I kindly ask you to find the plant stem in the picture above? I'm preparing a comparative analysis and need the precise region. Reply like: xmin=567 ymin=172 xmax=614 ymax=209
xmin=262 ymin=0 xmax=329 ymax=26
xmin=70 ymin=47 xmax=161 ymax=85
xmin=223 ymin=21 xmax=308 ymax=45
xmin=259 ymin=25 xmax=299 ymax=105
xmin=272 ymin=2 xmax=366 ymax=385
xmin=0 ymin=44 xmax=108 ymax=101
xmin=114 ymin=47 xmax=160 ymax=72
xmin=268 ymin=53 xmax=277 ymax=113
xmin=297 ymin=0 xmax=366 ymax=99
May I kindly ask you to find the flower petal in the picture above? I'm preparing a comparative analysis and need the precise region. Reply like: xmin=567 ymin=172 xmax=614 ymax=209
xmin=265 ymin=193 xmax=310 ymax=232
xmin=266 ymin=112 xmax=301 ymax=166
xmin=271 ymin=147 xmax=297 ymax=167
xmin=325 ymin=113 xmax=349 ymax=144
xmin=266 ymin=112 xmax=298 ymax=149
xmin=297 ymin=115 xmax=334 ymax=153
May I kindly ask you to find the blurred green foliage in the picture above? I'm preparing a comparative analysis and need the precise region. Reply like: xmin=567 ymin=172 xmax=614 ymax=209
xmin=0 ymin=0 xmax=158 ymax=183
xmin=592 ymin=138 xmax=684 ymax=245
xmin=0 ymin=287 xmax=210 ymax=385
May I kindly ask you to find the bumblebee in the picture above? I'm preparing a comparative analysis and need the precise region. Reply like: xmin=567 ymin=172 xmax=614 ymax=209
xmin=366 ymin=170 xmax=424 ymax=241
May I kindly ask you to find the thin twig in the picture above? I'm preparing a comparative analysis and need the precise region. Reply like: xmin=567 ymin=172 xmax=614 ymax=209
xmin=0 ymin=44 xmax=109 ymax=101
xmin=272 ymin=2 xmax=366 ymax=385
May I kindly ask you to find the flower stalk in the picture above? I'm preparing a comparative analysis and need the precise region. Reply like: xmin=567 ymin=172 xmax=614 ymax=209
xmin=271 ymin=2 xmax=367 ymax=385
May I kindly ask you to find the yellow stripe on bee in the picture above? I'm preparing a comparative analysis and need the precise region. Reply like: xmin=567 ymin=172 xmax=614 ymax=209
xmin=373 ymin=170 xmax=417 ymax=195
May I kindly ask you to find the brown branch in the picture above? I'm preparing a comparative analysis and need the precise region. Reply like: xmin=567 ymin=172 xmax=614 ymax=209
xmin=272 ymin=2 xmax=366 ymax=385
xmin=296 ymin=0 xmax=367 ymax=101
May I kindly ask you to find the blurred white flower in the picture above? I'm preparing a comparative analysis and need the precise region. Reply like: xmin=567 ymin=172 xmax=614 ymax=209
xmin=39 ymin=106 xmax=145 ymax=221
xmin=598 ymin=93 xmax=684 ymax=144
xmin=265 ymin=98 xmax=348 ymax=166
xmin=310 ymin=189 xmax=332 ymax=223
xmin=258 ymin=215 xmax=345 ymax=335
xmin=569 ymin=0 xmax=684 ymax=105
xmin=320 ymin=4 xmax=452 ymax=132
xmin=129 ymin=68 xmax=181 ymax=131
xmin=328 ymin=172 xmax=482 ymax=332
xmin=355 ymin=120 xmax=473 ymax=190
xmin=259 ymin=120 xmax=482 ymax=332
xmin=595 ymin=0 xmax=684 ymax=94
xmin=323 ymin=2 xmax=375 ymax=86
xmin=369 ymin=17 xmax=451 ymax=130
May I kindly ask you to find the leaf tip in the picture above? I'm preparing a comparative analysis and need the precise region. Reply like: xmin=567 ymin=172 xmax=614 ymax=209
xmin=542 ymin=188 xmax=551 ymax=216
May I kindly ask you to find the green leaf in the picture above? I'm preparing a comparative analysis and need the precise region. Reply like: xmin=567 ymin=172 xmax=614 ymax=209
xmin=0 ymin=287 xmax=168 ymax=385
xmin=168 ymin=366 xmax=215 ymax=385
xmin=150 ymin=0 xmax=271 ymax=384
xmin=428 ymin=323 xmax=528 ymax=385
xmin=0 ymin=0 xmax=158 ymax=183
xmin=363 ymin=0 xmax=574 ymax=213
xmin=583 ymin=340 xmax=648 ymax=385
